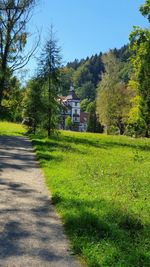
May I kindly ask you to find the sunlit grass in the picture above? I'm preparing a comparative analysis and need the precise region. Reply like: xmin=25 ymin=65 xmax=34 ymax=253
xmin=0 ymin=121 xmax=26 ymax=136
xmin=31 ymin=131 xmax=150 ymax=266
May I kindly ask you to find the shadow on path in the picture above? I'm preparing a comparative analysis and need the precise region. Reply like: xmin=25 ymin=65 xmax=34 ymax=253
xmin=0 ymin=136 xmax=81 ymax=266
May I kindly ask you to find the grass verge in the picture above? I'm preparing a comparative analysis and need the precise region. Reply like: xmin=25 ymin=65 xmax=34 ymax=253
xmin=32 ymin=131 xmax=150 ymax=266
xmin=0 ymin=121 xmax=26 ymax=136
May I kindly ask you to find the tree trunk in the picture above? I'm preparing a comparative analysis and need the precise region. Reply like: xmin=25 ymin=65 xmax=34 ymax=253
xmin=48 ymin=74 xmax=51 ymax=137
xmin=0 ymin=76 xmax=5 ymax=107
xmin=48 ymin=107 xmax=51 ymax=137
xmin=145 ymin=128 xmax=149 ymax=138
xmin=117 ymin=118 xmax=124 ymax=135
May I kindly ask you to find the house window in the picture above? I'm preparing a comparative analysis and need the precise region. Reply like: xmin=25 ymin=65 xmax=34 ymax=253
xmin=75 ymin=102 xmax=77 ymax=106
xmin=75 ymin=109 xmax=77 ymax=114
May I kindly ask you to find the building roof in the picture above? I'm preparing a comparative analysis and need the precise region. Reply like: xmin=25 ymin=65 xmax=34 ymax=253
xmin=66 ymin=90 xmax=80 ymax=101
xmin=80 ymin=112 xmax=89 ymax=123
xmin=58 ymin=88 xmax=80 ymax=102
xmin=58 ymin=96 xmax=66 ymax=101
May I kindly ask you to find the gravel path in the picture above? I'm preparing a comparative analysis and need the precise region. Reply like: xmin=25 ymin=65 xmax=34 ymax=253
xmin=0 ymin=136 xmax=82 ymax=267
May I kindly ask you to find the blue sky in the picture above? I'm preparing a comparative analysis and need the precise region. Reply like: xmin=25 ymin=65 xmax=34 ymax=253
xmin=22 ymin=0 xmax=149 ymax=80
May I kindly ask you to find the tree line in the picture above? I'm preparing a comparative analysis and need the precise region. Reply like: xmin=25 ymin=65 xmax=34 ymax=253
xmin=0 ymin=0 xmax=150 ymax=137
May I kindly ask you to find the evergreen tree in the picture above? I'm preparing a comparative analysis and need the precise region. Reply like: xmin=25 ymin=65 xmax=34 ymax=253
xmin=38 ymin=26 xmax=62 ymax=137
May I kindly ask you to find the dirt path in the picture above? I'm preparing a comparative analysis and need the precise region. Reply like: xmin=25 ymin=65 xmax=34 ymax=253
xmin=0 ymin=136 xmax=82 ymax=267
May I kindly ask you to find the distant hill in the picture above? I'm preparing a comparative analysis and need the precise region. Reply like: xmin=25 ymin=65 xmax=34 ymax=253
xmin=60 ymin=44 xmax=130 ymax=101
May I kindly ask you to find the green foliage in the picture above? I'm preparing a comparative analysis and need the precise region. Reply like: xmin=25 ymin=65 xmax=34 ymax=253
xmin=0 ymin=76 xmax=23 ymax=122
xmin=140 ymin=0 xmax=150 ymax=21
xmin=80 ymin=98 xmax=90 ymax=112
xmin=86 ymin=101 xmax=102 ymax=133
xmin=113 ymin=45 xmax=131 ymax=63
xmin=38 ymin=26 xmax=62 ymax=137
xmin=65 ymin=116 xmax=72 ymax=130
xmin=126 ymin=95 xmax=146 ymax=137
xmin=23 ymin=25 xmax=62 ymax=136
xmin=23 ymin=78 xmax=43 ymax=133
xmin=129 ymin=1 xmax=150 ymax=136
xmin=96 ymin=51 xmax=131 ymax=134
xmin=60 ymin=46 xmax=131 ymax=117
xmin=73 ymin=62 xmax=93 ymax=88
xmin=0 ymin=0 xmax=36 ymax=105
xmin=67 ymin=58 xmax=84 ymax=70
xmin=76 ymin=81 xmax=95 ymax=100
xmin=69 ymin=53 xmax=104 ymax=101
xmin=59 ymin=67 xmax=74 ymax=95
xmin=32 ymin=131 xmax=150 ymax=267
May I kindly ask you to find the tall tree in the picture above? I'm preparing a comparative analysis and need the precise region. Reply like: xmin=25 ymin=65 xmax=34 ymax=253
xmin=0 ymin=0 xmax=37 ymax=105
xmin=129 ymin=0 xmax=150 ymax=137
xmin=38 ymin=26 xmax=62 ymax=137
xmin=96 ymin=51 xmax=130 ymax=134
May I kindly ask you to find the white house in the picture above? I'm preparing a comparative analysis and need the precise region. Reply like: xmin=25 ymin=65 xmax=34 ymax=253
xmin=58 ymin=86 xmax=88 ymax=131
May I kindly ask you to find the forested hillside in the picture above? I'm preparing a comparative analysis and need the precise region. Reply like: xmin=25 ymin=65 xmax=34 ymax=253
xmin=63 ymin=45 xmax=130 ymax=99
xmin=60 ymin=45 xmax=132 ymax=134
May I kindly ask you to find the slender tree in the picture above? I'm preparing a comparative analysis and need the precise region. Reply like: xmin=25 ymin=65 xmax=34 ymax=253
xmin=38 ymin=26 xmax=62 ymax=137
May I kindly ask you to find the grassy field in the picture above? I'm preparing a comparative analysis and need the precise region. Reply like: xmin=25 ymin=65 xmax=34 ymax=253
xmin=0 ymin=121 xmax=26 ymax=136
xmin=0 ymin=123 xmax=149 ymax=266
xmin=31 ymin=131 xmax=150 ymax=267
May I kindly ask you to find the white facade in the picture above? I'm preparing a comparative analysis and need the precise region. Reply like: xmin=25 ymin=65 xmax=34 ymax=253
xmin=67 ymin=100 xmax=80 ymax=123
xmin=59 ymin=86 xmax=88 ymax=131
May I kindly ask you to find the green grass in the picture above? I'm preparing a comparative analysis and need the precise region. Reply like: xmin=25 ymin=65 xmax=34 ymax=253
xmin=0 ymin=121 xmax=26 ymax=136
xmin=32 ymin=131 xmax=150 ymax=266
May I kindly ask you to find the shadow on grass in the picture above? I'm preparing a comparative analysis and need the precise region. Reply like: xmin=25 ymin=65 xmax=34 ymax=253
xmin=60 ymin=135 xmax=150 ymax=152
xmin=52 ymin=194 xmax=150 ymax=267
xmin=32 ymin=138 xmax=89 ymax=157
xmin=31 ymin=134 xmax=150 ymax=157
xmin=36 ymin=151 xmax=63 ymax=167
